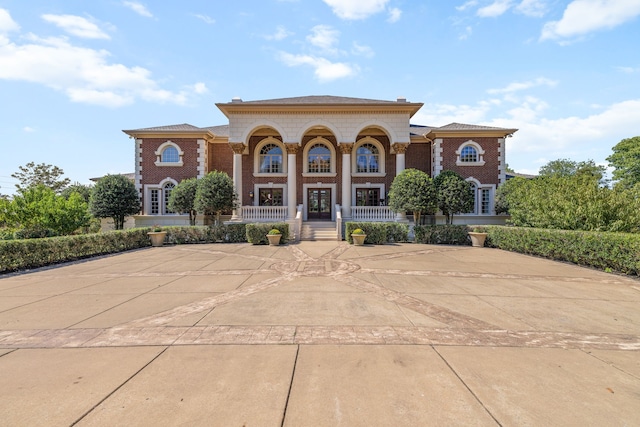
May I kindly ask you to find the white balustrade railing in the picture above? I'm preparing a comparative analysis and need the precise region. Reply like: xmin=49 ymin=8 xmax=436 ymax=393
xmin=241 ymin=206 xmax=288 ymax=222
xmin=335 ymin=205 xmax=342 ymax=241
xmin=351 ymin=206 xmax=396 ymax=221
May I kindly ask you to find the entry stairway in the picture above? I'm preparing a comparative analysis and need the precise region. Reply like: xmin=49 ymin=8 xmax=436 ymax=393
xmin=300 ymin=221 xmax=338 ymax=241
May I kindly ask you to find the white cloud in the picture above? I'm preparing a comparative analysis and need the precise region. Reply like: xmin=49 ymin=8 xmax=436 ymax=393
xmin=190 ymin=82 xmax=208 ymax=94
xmin=477 ymin=0 xmax=513 ymax=17
xmin=0 ymin=8 xmax=20 ymax=34
xmin=322 ymin=0 xmax=390 ymax=20
xmin=616 ymin=65 xmax=640 ymax=74
xmin=23 ymin=126 xmax=35 ymax=132
xmin=41 ymin=14 xmax=110 ymax=40
xmin=456 ymin=1 xmax=479 ymax=12
xmin=307 ymin=25 xmax=340 ymax=53
xmin=515 ymin=0 xmax=547 ymax=17
xmin=459 ymin=26 xmax=473 ymax=40
xmin=487 ymin=77 xmax=558 ymax=94
xmin=264 ymin=25 xmax=292 ymax=41
xmin=387 ymin=7 xmax=402 ymax=23
xmin=193 ymin=14 xmax=215 ymax=25
xmin=541 ymin=0 xmax=640 ymax=42
xmin=277 ymin=52 xmax=359 ymax=82
xmin=0 ymin=32 xmax=202 ymax=107
xmin=122 ymin=1 xmax=153 ymax=18
xmin=352 ymin=42 xmax=374 ymax=58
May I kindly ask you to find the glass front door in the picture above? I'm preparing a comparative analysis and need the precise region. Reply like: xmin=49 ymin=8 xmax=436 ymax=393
xmin=307 ymin=188 xmax=331 ymax=220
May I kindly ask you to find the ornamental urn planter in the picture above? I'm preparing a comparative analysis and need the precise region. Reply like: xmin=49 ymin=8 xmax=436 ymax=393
xmin=351 ymin=233 xmax=367 ymax=246
xmin=267 ymin=234 xmax=282 ymax=246
xmin=147 ymin=231 xmax=167 ymax=247
xmin=468 ymin=232 xmax=487 ymax=248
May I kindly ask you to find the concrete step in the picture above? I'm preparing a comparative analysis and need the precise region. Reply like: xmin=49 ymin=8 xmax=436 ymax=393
xmin=300 ymin=222 xmax=338 ymax=241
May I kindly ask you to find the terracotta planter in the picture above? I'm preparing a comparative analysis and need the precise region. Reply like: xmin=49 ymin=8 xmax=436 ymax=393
xmin=469 ymin=232 xmax=487 ymax=247
xmin=351 ymin=234 xmax=367 ymax=246
xmin=147 ymin=231 xmax=167 ymax=247
xmin=267 ymin=234 xmax=282 ymax=246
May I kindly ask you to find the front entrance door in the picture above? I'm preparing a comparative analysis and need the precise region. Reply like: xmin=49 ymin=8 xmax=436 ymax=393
xmin=307 ymin=188 xmax=331 ymax=220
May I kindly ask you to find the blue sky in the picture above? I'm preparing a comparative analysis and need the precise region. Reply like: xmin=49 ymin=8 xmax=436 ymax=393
xmin=1 ymin=0 xmax=639 ymax=195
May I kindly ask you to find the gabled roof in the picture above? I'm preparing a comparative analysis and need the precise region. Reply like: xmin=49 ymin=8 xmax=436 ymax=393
xmin=427 ymin=122 xmax=518 ymax=138
xmin=122 ymin=123 xmax=226 ymax=140
xmin=216 ymin=95 xmax=423 ymax=118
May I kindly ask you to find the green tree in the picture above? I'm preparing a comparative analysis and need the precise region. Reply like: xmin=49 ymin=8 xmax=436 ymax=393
xmin=61 ymin=182 xmax=93 ymax=203
xmin=538 ymin=158 xmax=607 ymax=184
xmin=11 ymin=162 xmax=71 ymax=194
xmin=388 ymin=168 xmax=437 ymax=224
xmin=194 ymin=171 xmax=237 ymax=226
xmin=168 ymin=178 xmax=198 ymax=226
xmin=89 ymin=175 xmax=140 ymax=230
xmin=3 ymin=185 xmax=90 ymax=235
xmin=606 ymin=136 xmax=640 ymax=189
xmin=433 ymin=170 xmax=474 ymax=224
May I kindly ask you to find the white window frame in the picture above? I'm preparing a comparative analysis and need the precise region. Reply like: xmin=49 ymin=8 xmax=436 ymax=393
xmin=144 ymin=178 xmax=179 ymax=215
xmin=465 ymin=177 xmax=495 ymax=215
xmin=352 ymin=137 xmax=386 ymax=177
xmin=351 ymin=183 xmax=386 ymax=206
xmin=155 ymin=141 xmax=184 ymax=167
xmin=252 ymin=183 xmax=288 ymax=206
xmin=456 ymin=140 xmax=485 ymax=166
xmin=302 ymin=137 xmax=337 ymax=177
xmin=253 ymin=137 xmax=287 ymax=177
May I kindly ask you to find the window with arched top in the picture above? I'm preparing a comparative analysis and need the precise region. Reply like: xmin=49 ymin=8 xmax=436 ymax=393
xmin=308 ymin=144 xmax=331 ymax=173
xmin=253 ymin=137 xmax=287 ymax=176
xmin=147 ymin=179 xmax=178 ymax=215
xmin=259 ymin=143 xmax=283 ymax=173
xmin=456 ymin=141 xmax=485 ymax=166
xmin=155 ymin=141 xmax=184 ymax=166
xmin=352 ymin=137 xmax=385 ymax=176
xmin=356 ymin=143 xmax=380 ymax=173
xmin=163 ymin=182 xmax=175 ymax=214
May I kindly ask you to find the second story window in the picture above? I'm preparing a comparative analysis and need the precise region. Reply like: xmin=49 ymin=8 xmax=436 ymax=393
xmin=259 ymin=144 xmax=283 ymax=173
xmin=308 ymin=144 xmax=331 ymax=173
xmin=356 ymin=143 xmax=380 ymax=173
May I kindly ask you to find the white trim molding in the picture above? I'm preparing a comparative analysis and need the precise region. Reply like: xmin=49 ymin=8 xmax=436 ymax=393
xmin=456 ymin=140 xmax=485 ymax=166
xmin=253 ymin=136 xmax=288 ymax=176
xmin=154 ymin=141 xmax=184 ymax=167
xmin=302 ymin=137 xmax=337 ymax=177
xmin=351 ymin=136 xmax=386 ymax=177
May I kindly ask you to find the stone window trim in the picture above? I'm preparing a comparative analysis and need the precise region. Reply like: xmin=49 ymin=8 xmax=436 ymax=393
xmin=465 ymin=177 xmax=495 ymax=215
xmin=302 ymin=137 xmax=337 ymax=177
xmin=456 ymin=140 xmax=485 ymax=166
xmin=154 ymin=141 xmax=184 ymax=167
xmin=253 ymin=137 xmax=288 ymax=178
xmin=144 ymin=177 xmax=179 ymax=215
xmin=252 ymin=183 xmax=288 ymax=206
xmin=352 ymin=137 xmax=386 ymax=177
xmin=351 ymin=183 xmax=386 ymax=207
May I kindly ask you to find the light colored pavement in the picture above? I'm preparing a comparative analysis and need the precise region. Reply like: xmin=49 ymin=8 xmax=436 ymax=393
xmin=0 ymin=241 xmax=639 ymax=426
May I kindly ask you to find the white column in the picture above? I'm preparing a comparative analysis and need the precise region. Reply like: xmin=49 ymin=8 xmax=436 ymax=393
xmin=230 ymin=143 xmax=245 ymax=221
xmin=392 ymin=143 xmax=409 ymax=222
xmin=393 ymin=143 xmax=408 ymax=176
xmin=340 ymin=143 xmax=353 ymax=219
xmin=286 ymin=144 xmax=299 ymax=220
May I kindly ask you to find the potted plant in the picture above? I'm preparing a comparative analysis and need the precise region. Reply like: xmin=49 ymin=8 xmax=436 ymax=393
xmin=147 ymin=225 xmax=167 ymax=247
xmin=468 ymin=227 xmax=487 ymax=247
xmin=351 ymin=228 xmax=367 ymax=246
xmin=266 ymin=228 xmax=282 ymax=246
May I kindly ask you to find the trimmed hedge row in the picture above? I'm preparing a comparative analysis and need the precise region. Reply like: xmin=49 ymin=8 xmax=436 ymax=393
xmin=414 ymin=225 xmax=471 ymax=245
xmin=245 ymin=223 xmax=289 ymax=245
xmin=345 ymin=222 xmax=409 ymax=244
xmin=484 ymin=226 xmax=640 ymax=276
xmin=0 ymin=225 xmax=249 ymax=273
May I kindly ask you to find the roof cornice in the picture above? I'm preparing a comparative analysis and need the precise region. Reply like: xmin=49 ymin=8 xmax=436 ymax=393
xmin=216 ymin=100 xmax=423 ymax=118
xmin=426 ymin=128 xmax=518 ymax=139
xmin=122 ymin=129 xmax=218 ymax=142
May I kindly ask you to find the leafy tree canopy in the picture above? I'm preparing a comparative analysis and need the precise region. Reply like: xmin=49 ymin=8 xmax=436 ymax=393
xmin=61 ymin=182 xmax=93 ymax=203
xmin=606 ymin=136 xmax=640 ymax=189
xmin=2 ymin=184 xmax=90 ymax=235
xmin=538 ymin=158 xmax=607 ymax=184
xmin=168 ymin=178 xmax=198 ymax=226
xmin=388 ymin=168 xmax=436 ymax=224
xmin=89 ymin=174 xmax=140 ymax=230
xmin=12 ymin=162 xmax=71 ymax=194
xmin=433 ymin=170 xmax=474 ymax=224
xmin=194 ymin=171 xmax=237 ymax=225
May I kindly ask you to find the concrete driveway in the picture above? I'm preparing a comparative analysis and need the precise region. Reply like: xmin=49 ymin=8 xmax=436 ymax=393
xmin=1 ymin=242 xmax=639 ymax=426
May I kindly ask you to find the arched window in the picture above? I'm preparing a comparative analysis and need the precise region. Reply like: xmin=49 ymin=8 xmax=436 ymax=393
xmin=155 ymin=141 xmax=184 ymax=166
xmin=456 ymin=141 xmax=485 ymax=166
xmin=259 ymin=143 xmax=283 ymax=173
xmin=467 ymin=182 xmax=477 ymax=213
xmin=163 ymin=182 xmax=175 ymax=214
xmin=308 ymin=143 xmax=331 ymax=173
xmin=460 ymin=146 xmax=477 ymax=163
xmin=356 ymin=143 xmax=380 ymax=173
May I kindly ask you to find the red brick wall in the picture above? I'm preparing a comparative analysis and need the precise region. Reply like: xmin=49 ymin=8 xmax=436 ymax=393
xmin=440 ymin=137 xmax=501 ymax=185
xmin=209 ymin=142 xmax=233 ymax=176
xmin=140 ymin=138 xmax=200 ymax=185
xmin=406 ymin=142 xmax=431 ymax=175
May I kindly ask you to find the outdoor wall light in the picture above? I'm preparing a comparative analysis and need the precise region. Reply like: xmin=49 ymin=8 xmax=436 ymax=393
xmin=249 ymin=191 xmax=254 ymax=199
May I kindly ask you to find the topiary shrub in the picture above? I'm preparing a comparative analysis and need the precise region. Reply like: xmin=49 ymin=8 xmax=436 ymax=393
xmin=246 ymin=223 xmax=289 ymax=244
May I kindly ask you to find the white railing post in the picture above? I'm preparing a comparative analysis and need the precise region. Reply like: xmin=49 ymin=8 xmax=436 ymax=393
xmin=336 ymin=205 xmax=342 ymax=241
